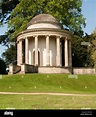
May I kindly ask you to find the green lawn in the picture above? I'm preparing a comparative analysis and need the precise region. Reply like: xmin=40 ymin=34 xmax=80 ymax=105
xmin=0 ymin=74 xmax=96 ymax=109
xmin=0 ymin=74 xmax=96 ymax=94
xmin=0 ymin=94 xmax=96 ymax=109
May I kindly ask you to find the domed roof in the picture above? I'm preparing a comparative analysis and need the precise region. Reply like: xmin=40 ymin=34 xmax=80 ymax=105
xmin=27 ymin=14 xmax=59 ymax=27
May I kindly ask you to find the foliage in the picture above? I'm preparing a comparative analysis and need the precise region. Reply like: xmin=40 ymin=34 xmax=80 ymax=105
xmin=0 ymin=58 xmax=6 ymax=74
xmin=0 ymin=34 xmax=9 ymax=47
xmin=92 ymin=27 xmax=96 ymax=37
xmin=88 ymin=28 xmax=96 ymax=68
xmin=0 ymin=0 xmax=19 ymax=25
xmin=2 ymin=45 xmax=17 ymax=66
xmin=0 ymin=0 xmax=19 ymax=45
xmin=72 ymin=33 xmax=94 ymax=67
xmin=88 ymin=38 xmax=96 ymax=68
xmin=7 ymin=0 xmax=86 ymax=40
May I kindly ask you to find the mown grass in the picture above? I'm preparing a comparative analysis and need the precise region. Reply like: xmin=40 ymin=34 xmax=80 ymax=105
xmin=0 ymin=74 xmax=96 ymax=109
xmin=0 ymin=74 xmax=96 ymax=94
xmin=0 ymin=94 xmax=96 ymax=109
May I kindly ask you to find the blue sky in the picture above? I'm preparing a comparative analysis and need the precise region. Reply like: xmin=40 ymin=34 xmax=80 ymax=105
xmin=0 ymin=0 xmax=96 ymax=58
xmin=81 ymin=0 xmax=96 ymax=34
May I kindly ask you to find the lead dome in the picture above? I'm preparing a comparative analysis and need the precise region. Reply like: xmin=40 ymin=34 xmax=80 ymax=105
xmin=27 ymin=14 xmax=61 ymax=29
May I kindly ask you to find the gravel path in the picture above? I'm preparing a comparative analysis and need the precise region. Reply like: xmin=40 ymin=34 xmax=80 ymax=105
xmin=0 ymin=92 xmax=96 ymax=96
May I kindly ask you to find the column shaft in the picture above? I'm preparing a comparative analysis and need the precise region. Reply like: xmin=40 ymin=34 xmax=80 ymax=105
xmin=69 ymin=40 xmax=72 ymax=67
xmin=19 ymin=40 xmax=23 ymax=65
xmin=25 ymin=37 xmax=29 ymax=64
xmin=46 ymin=35 xmax=50 ymax=66
xmin=17 ymin=41 xmax=20 ymax=65
xmin=35 ymin=36 xmax=38 ymax=66
xmin=56 ymin=36 xmax=61 ymax=66
xmin=65 ymin=38 xmax=68 ymax=67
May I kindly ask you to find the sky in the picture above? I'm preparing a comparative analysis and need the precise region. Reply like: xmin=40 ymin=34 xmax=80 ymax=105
xmin=81 ymin=0 xmax=96 ymax=34
xmin=0 ymin=0 xmax=96 ymax=58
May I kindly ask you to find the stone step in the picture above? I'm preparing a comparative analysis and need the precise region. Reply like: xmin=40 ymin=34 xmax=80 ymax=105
xmin=13 ymin=65 xmax=21 ymax=74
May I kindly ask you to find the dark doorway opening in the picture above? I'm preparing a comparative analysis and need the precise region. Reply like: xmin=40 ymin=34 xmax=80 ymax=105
xmin=22 ymin=40 xmax=25 ymax=63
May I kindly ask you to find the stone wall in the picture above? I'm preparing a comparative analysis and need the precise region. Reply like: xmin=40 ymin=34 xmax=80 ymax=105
xmin=8 ymin=64 xmax=21 ymax=74
xmin=38 ymin=67 xmax=72 ymax=74
xmin=73 ymin=68 xmax=96 ymax=74
xmin=20 ymin=64 xmax=38 ymax=74
xmin=8 ymin=63 xmax=96 ymax=75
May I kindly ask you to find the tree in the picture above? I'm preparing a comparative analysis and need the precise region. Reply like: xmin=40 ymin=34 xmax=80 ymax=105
xmin=72 ymin=33 xmax=94 ymax=67
xmin=0 ymin=0 xmax=19 ymax=45
xmin=7 ymin=0 xmax=86 ymax=40
xmin=2 ymin=45 xmax=17 ymax=66
xmin=0 ymin=0 xmax=19 ymax=25
xmin=88 ymin=29 xmax=96 ymax=68
xmin=92 ymin=27 xmax=96 ymax=37
xmin=0 ymin=58 xmax=6 ymax=74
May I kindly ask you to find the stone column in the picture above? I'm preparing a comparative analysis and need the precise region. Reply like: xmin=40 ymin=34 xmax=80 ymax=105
xmin=25 ymin=37 xmax=29 ymax=64
xmin=65 ymin=38 xmax=68 ymax=67
xmin=69 ymin=40 xmax=72 ymax=67
xmin=19 ymin=40 xmax=23 ymax=65
xmin=17 ymin=41 xmax=20 ymax=65
xmin=35 ymin=36 xmax=38 ymax=66
xmin=8 ymin=63 xmax=13 ymax=74
xmin=46 ymin=35 xmax=50 ymax=66
xmin=21 ymin=64 xmax=26 ymax=74
xmin=56 ymin=36 xmax=61 ymax=66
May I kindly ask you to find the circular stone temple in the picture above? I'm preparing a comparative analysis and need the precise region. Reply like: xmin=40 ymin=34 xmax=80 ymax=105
xmin=9 ymin=14 xmax=73 ymax=74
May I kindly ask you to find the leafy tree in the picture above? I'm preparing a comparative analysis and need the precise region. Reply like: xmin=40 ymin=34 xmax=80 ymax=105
xmin=0 ymin=58 xmax=6 ymax=74
xmin=0 ymin=0 xmax=19 ymax=45
xmin=92 ymin=27 xmax=96 ymax=37
xmin=7 ymin=0 xmax=86 ymax=40
xmin=0 ymin=34 xmax=9 ymax=47
xmin=88 ymin=30 xmax=96 ymax=68
xmin=72 ymin=33 xmax=94 ymax=67
xmin=2 ymin=45 xmax=17 ymax=66
xmin=0 ymin=0 xmax=19 ymax=25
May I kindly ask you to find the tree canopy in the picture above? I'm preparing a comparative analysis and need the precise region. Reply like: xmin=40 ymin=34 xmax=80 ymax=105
xmin=7 ymin=0 xmax=86 ymax=40
xmin=0 ymin=58 xmax=6 ymax=74
xmin=0 ymin=0 xmax=19 ymax=25
xmin=2 ymin=45 xmax=17 ymax=65
xmin=72 ymin=33 xmax=94 ymax=67
xmin=88 ymin=29 xmax=96 ymax=68
xmin=0 ymin=0 xmax=86 ymax=41
xmin=0 ymin=0 xmax=19 ymax=45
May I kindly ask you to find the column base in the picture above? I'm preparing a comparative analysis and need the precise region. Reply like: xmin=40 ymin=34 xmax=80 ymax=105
xmin=35 ymin=64 xmax=38 ymax=66
xmin=46 ymin=64 xmax=50 ymax=66
xmin=57 ymin=65 xmax=61 ymax=67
